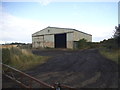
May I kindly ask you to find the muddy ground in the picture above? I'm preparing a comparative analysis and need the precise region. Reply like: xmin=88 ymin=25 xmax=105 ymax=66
xmin=2 ymin=49 xmax=119 ymax=88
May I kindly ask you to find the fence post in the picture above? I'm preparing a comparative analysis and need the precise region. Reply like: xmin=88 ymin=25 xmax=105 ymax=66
xmin=54 ymin=82 xmax=61 ymax=90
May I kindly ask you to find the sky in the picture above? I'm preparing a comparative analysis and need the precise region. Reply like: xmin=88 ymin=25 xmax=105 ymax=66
xmin=0 ymin=0 xmax=119 ymax=44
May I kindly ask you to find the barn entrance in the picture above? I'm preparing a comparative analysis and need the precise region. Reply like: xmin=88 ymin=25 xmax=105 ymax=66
xmin=54 ymin=33 xmax=67 ymax=48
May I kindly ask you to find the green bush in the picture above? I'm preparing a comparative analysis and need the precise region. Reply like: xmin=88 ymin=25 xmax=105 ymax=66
xmin=100 ymin=38 xmax=118 ymax=50
xmin=76 ymin=39 xmax=99 ymax=49
xmin=77 ymin=39 xmax=87 ymax=49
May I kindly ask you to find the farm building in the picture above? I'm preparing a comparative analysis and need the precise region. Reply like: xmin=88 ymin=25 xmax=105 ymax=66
xmin=32 ymin=27 xmax=92 ymax=49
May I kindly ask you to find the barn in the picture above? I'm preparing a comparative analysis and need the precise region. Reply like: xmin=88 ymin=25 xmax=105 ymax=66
xmin=32 ymin=26 xmax=92 ymax=49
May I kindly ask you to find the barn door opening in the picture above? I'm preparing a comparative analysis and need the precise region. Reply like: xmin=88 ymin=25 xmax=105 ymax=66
xmin=54 ymin=33 xmax=67 ymax=48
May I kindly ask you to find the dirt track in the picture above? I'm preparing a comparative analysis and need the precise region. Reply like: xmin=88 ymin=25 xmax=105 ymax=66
xmin=2 ymin=49 xmax=119 ymax=88
xmin=24 ymin=49 xmax=119 ymax=88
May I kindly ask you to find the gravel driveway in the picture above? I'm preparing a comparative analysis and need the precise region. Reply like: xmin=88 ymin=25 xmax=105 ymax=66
xmin=25 ymin=49 xmax=119 ymax=88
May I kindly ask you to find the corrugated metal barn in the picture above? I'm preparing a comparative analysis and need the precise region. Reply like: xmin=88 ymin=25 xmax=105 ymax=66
xmin=32 ymin=27 xmax=92 ymax=49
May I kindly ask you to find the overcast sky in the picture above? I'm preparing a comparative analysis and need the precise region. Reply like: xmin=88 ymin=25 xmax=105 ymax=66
xmin=0 ymin=0 xmax=119 ymax=44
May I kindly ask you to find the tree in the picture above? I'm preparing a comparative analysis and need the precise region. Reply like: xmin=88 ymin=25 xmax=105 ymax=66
xmin=114 ymin=25 xmax=120 ymax=48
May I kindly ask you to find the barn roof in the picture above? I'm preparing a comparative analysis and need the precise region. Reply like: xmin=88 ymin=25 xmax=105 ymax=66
xmin=32 ymin=26 xmax=92 ymax=36
xmin=47 ymin=26 xmax=92 ymax=36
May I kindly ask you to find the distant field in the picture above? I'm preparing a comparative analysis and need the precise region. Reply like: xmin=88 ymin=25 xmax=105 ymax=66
xmin=0 ymin=45 xmax=18 ymax=48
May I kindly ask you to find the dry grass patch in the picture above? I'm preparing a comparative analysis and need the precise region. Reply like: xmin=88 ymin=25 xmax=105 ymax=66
xmin=99 ymin=48 xmax=120 ymax=64
xmin=2 ymin=47 xmax=49 ymax=70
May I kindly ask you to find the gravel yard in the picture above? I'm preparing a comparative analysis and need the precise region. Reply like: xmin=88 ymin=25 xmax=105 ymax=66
xmin=2 ymin=49 xmax=119 ymax=88
xmin=27 ymin=49 xmax=119 ymax=88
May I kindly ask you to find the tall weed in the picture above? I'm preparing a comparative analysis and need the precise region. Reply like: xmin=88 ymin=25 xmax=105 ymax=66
xmin=2 ymin=47 xmax=49 ymax=70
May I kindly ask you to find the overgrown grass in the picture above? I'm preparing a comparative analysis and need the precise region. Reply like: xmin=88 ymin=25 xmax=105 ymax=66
xmin=99 ymin=48 xmax=120 ymax=64
xmin=2 ymin=47 xmax=49 ymax=70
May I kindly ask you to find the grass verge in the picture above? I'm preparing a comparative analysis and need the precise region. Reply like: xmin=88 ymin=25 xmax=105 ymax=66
xmin=2 ymin=47 xmax=49 ymax=70
xmin=99 ymin=48 xmax=120 ymax=64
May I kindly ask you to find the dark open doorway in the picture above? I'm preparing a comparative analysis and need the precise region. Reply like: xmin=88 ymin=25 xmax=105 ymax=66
xmin=54 ymin=33 xmax=67 ymax=48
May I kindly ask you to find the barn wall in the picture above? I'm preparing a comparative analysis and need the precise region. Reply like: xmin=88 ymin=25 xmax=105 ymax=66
xmin=32 ymin=35 xmax=54 ymax=48
xmin=44 ymin=35 xmax=54 ymax=48
xmin=32 ymin=36 xmax=44 ymax=48
xmin=67 ymin=32 xmax=74 ymax=48
xmin=73 ymin=31 xmax=92 ymax=42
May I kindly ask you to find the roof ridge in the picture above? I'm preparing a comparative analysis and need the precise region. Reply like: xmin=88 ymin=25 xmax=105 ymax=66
xmin=47 ymin=26 xmax=92 ymax=36
xmin=47 ymin=26 xmax=75 ymax=30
